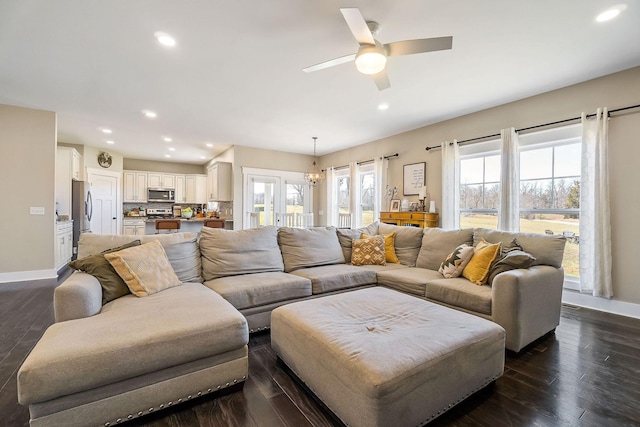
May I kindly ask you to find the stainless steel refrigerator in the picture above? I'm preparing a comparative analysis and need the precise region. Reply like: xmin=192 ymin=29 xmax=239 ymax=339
xmin=72 ymin=180 xmax=92 ymax=258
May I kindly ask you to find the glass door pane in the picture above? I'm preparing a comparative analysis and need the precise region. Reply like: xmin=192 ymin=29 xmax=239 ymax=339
xmin=247 ymin=176 xmax=279 ymax=227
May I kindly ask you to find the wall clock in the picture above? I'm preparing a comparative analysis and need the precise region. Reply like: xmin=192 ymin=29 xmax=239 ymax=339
xmin=98 ymin=152 xmax=112 ymax=168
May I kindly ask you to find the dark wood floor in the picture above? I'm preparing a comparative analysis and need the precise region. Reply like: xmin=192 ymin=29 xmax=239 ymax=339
xmin=2 ymin=277 xmax=640 ymax=426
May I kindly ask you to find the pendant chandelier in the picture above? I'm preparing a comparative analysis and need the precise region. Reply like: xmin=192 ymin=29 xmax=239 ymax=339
xmin=304 ymin=137 xmax=325 ymax=187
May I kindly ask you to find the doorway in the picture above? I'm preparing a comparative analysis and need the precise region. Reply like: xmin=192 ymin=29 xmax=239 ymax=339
xmin=243 ymin=168 xmax=311 ymax=229
xmin=87 ymin=168 xmax=121 ymax=235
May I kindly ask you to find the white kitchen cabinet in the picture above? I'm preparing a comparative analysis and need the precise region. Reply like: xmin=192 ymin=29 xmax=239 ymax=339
xmin=174 ymin=175 xmax=187 ymax=203
xmin=186 ymin=174 xmax=207 ymax=203
xmin=56 ymin=221 xmax=73 ymax=270
xmin=123 ymin=171 xmax=148 ymax=203
xmin=207 ymin=162 xmax=232 ymax=201
xmin=148 ymin=173 xmax=175 ymax=189
xmin=55 ymin=147 xmax=82 ymax=219
xmin=122 ymin=219 xmax=146 ymax=235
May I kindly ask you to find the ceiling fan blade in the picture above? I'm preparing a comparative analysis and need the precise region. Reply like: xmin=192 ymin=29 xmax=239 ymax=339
xmin=340 ymin=8 xmax=375 ymax=45
xmin=373 ymin=70 xmax=390 ymax=91
xmin=302 ymin=53 xmax=356 ymax=73
xmin=385 ymin=36 xmax=453 ymax=56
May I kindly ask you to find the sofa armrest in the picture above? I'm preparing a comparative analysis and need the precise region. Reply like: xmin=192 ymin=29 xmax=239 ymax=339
xmin=54 ymin=271 xmax=102 ymax=322
xmin=491 ymin=265 xmax=564 ymax=352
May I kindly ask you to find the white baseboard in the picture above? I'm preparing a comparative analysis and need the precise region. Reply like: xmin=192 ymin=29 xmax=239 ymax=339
xmin=0 ymin=269 xmax=57 ymax=284
xmin=562 ymin=290 xmax=640 ymax=320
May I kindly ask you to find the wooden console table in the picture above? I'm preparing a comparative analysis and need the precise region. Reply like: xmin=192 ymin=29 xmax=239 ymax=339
xmin=380 ymin=212 xmax=439 ymax=228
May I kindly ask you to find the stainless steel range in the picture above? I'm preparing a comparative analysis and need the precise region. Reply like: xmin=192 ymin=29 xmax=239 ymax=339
xmin=146 ymin=207 xmax=173 ymax=218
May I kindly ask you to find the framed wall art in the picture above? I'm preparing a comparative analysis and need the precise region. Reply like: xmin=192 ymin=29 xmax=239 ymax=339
xmin=390 ymin=199 xmax=401 ymax=212
xmin=403 ymin=162 xmax=426 ymax=195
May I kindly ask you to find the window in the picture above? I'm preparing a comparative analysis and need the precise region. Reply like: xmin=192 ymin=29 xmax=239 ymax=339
xmin=357 ymin=162 xmax=376 ymax=227
xmin=519 ymin=125 xmax=581 ymax=282
xmin=459 ymin=142 xmax=501 ymax=230
xmin=456 ymin=124 xmax=581 ymax=286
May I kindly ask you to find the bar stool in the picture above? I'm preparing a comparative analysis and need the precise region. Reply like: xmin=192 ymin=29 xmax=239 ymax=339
xmin=203 ymin=219 xmax=225 ymax=229
xmin=155 ymin=219 xmax=181 ymax=233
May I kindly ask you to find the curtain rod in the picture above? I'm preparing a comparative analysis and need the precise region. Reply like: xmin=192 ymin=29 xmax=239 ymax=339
xmin=383 ymin=153 xmax=399 ymax=160
xmin=424 ymin=103 xmax=640 ymax=151
xmin=356 ymin=159 xmax=374 ymax=165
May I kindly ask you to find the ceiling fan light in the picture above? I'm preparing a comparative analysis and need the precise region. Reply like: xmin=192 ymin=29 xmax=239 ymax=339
xmin=355 ymin=43 xmax=387 ymax=75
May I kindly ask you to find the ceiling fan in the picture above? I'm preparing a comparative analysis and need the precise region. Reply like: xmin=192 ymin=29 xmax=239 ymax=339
xmin=303 ymin=8 xmax=453 ymax=91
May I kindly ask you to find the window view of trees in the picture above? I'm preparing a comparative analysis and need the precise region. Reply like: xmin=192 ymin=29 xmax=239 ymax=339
xmin=459 ymin=139 xmax=581 ymax=279
xmin=360 ymin=172 xmax=375 ymax=225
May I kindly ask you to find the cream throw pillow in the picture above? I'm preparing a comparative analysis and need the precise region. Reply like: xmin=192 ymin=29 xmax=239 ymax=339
xmin=104 ymin=240 xmax=182 ymax=297
xmin=351 ymin=236 xmax=386 ymax=266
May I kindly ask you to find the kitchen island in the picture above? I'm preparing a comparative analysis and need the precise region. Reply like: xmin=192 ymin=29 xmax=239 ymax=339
xmin=123 ymin=217 xmax=232 ymax=235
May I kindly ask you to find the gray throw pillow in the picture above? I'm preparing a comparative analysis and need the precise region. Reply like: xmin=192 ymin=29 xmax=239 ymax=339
xmin=487 ymin=249 xmax=536 ymax=285
xmin=68 ymin=240 xmax=142 ymax=305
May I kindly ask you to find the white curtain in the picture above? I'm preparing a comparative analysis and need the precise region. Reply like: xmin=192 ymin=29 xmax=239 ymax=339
xmin=325 ymin=167 xmax=337 ymax=227
xmin=441 ymin=140 xmax=460 ymax=229
xmin=499 ymin=127 xmax=520 ymax=231
xmin=580 ymin=108 xmax=612 ymax=298
xmin=374 ymin=157 xmax=386 ymax=224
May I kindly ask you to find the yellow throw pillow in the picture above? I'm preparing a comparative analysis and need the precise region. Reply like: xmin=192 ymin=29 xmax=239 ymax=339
xmin=462 ymin=239 xmax=502 ymax=285
xmin=351 ymin=236 xmax=386 ymax=266
xmin=361 ymin=232 xmax=399 ymax=263
xmin=104 ymin=240 xmax=182 ymax=297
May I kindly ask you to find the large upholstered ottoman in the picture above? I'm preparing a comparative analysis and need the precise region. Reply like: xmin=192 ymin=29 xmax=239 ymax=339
xmin=271 ymin=287 xmax=505 ymax=427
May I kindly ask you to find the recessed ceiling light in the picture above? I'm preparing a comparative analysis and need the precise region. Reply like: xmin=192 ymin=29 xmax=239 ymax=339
xmin=154 ymin=31 xmax=176 ymax=47
xmin=101 ymin=128 xmax=112 ymax=134
xmin=168 ymin=147 xmax=176 ymax=151
xmin=106 ymin=140 xmax=115 ymax=145
xmin=142 ymin=110 xmax=157 ymax=119
xmin=165 ymin=154 xmax=171 ymax=158
xmin=200 ymin=156 xmax=206 ymax=159
xmin=378 ymin=103 xmax=389 ymax=111
xmin=163 ymin=137 xmax=172 ymax=142
xmin=596 ymin=4 xmax=627 ymax=22
xmin=206 ymin=143 xmax=213 ymax=148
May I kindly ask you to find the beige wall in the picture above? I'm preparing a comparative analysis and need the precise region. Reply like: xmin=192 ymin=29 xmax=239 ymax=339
xmin=123 ymin=158 xmax=205 ymax=175
xmin=210 ymin=146 xmax=313 ymax=228
xmin=319 ymin=66 xmax=640 ymax=306
xmin=0 ymin=104 xmax=57 ymax=280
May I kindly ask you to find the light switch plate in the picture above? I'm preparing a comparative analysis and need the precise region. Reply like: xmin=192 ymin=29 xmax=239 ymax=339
xmin=30 ymin=207 xmax=45 ymax=215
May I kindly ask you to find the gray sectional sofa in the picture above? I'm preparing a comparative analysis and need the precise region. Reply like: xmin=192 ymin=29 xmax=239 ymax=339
xmin=18 ymin=223 xmax=566 ymax=426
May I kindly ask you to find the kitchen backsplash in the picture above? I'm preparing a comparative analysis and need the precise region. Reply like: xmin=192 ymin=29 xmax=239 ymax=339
xmin=123 ymin=201 xmax=233 ymax=218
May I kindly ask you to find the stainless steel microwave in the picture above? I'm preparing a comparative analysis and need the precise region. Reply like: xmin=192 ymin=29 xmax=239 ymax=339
xmin=147 ymin=188 xmax=175 ymax=203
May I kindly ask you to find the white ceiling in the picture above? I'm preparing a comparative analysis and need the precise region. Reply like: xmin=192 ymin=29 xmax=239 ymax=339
xmin=1 ymin=1 xmax=639 ymax=164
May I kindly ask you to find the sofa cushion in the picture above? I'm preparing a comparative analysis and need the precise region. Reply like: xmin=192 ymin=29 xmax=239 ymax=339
xmin=336 ymin=223 xmax=378 ymax=263
xmin=278 ymin=227 xmax=345 ymax=272
xmin=415 ymin=228 xmax=474 ymax=270
xmin=77 ymin=232 xmax=199 ymax=258
xmin=200 ymin=226 xmax=284 ymax=280
xmin=104 ymin=240 xmax=183 ymax=297
xmin=425 ymin=278 xmax=493 ymax=315
xmin=462 ymin=239 xmax=502 ymax=286
xmin=438 ymin=243 xmax=474 ymax=279
xmin=163 ymin=236 xmax=203 ymax=283
xmin=351 ymin=236 xmax=386 ymax=266
xmin=355 ymin=263 xmax=409 ymax=273
xmin=17 ymin=284 xmax=248 ymax=405
xmin=378 ymin=223 xmax=424 ymax=267
xmin=204 ymin=272 xmax=312 ymax=310
xmin=289 ymin=264 xmax=377 ymax=294
xmin=473 ymin=228 xmax=566 ymax=268
xmin=376 ymin=267 xmax=443 ymax=296
xmin=68 ymin=240 xmax=141 ymax=305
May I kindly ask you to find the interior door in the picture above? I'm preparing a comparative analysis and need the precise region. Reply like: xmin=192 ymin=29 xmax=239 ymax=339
xmin=88 ymin=171 xmax=119 ymax=235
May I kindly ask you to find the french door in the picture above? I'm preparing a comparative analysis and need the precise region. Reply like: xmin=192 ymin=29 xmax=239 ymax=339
xmin=243 ymin=168 xmax=311 ymax=229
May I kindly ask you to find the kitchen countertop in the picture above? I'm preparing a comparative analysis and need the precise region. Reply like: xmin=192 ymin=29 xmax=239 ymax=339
xmin=124 ymin=217 xmax=231 ymax=223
